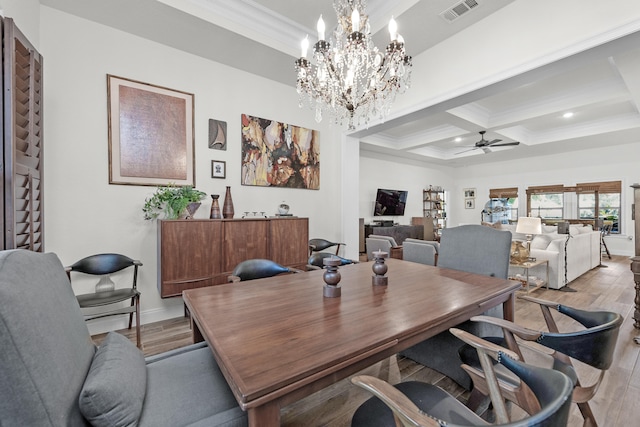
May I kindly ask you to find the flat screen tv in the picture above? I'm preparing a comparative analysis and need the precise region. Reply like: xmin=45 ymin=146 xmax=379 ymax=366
xmin=374 ymin=189 xmax=408 ymax=216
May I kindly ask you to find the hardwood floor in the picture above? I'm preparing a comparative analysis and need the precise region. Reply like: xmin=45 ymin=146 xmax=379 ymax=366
xmin=95 ymin=255 xmax=640 ymax=426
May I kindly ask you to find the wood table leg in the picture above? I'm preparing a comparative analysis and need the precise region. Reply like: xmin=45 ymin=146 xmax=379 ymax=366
xmin=248 ymin=402 xmax=280 ymax=427
xmin=190 ymin=316 xmax=204 ymax=343
xmin=503 ymin=292 xmax=516 ymax=322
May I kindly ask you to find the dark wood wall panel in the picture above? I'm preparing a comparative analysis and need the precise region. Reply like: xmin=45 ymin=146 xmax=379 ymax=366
xmin=269 ymin=218 xmax=309 ymax=268
xmin=222 ymin=220 xmax=269 ymax=272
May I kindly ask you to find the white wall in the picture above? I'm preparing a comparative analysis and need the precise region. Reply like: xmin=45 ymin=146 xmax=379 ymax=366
xmin=39 ymin=7 xmax=343 ymax=333
xmin=359 ymin=150 xmax=453 ymax=225
xmin=445 ymin=142 xmax=640 ymax=256
xmin=0 ymin=0 xmax=39 ymax=46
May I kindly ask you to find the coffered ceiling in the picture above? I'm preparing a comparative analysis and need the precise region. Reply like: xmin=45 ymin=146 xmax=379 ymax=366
xmin=41 ymin=0 xmax=640 ymax=166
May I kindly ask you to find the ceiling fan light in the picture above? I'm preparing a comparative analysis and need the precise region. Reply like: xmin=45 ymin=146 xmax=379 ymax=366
xmin=563 ymin=112 xmax=574 ymax=118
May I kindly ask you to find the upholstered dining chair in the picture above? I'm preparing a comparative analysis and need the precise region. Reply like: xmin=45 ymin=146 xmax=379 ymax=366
xmin=66 ymin=253 xmax=142 ymax=348
xmin=350 ymin=328 xmax=574 ymax=427
xmin=458 ymin=295 xmax=622 ymax=427
xmin=307 ymin=252 xmax=357 ymax=270
xmin=308 ymin=238 xmax=345 ymax=256
xmin=228 ymin=258 xmax=303 ymax=282
xmin=400 ymin=224 xmax=513 ymax=390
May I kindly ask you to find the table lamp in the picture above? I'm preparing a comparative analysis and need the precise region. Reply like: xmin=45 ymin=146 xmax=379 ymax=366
xmin=516 ymin=217 xmax=542 ymax=259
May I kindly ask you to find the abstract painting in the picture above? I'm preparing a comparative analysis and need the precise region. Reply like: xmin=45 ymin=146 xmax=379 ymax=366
xmin=107 ymin=75 xmax=195 ymax=186
xmin=241 ymin=114 xmax=319 ymax=189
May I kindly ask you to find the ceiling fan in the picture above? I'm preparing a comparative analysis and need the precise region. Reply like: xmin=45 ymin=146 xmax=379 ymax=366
xmin=456 ymin=131 xmax=520 ymax=155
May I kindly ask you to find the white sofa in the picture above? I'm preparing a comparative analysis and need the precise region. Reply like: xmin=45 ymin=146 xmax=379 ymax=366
xmin=499 ymin=223 xmax=601 ymax=289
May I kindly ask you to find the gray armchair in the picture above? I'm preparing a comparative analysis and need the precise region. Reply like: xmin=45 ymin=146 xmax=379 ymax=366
xmin=366 ymin=234 xmax=403 ymax=260
xmin=0 ymin=249 xmax=247 ymax=427
xmin=400 ymin=224 xmax=512 ymax=389
xmin=402 ymin=238 xmax=438 ymax=266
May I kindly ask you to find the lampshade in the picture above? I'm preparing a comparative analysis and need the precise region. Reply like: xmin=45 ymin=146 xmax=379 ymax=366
xmin=516 ymin=217 xmax=542 ymax=235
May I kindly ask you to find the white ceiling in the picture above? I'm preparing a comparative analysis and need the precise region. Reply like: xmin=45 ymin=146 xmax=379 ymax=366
xmin=40 ymin=0 xmax=640 ymax=167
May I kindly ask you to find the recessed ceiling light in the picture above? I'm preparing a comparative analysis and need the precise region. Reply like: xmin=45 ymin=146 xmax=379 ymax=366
xmin=454 ymin=137 xmax=462 ymax=142
xmin=563 ymin=112 xmax=574 ymax=118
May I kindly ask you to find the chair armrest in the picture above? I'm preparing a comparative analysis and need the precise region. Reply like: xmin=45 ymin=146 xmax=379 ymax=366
xmin=350 ymin=375 xmax=440 ymax=427
xmin=470 ymin=315 xmax=542 ymax=341
xmin=450 ymin=328 xmax=519 ymax=361
xmin=133 ymin=260 xmax=143 ymax=267
xmin=518 ymin=295 xmax=559 ymax=309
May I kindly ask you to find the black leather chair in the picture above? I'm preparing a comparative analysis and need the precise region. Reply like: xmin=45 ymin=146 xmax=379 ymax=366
xmin=66 ymin=253 xmax=142 ymax=347
xmin=307 ymin=252 xmax=357 ymax=270
xmin=459 ymin=295 xmax=622 ymax=426
xmin=351 ymin=328 xmax=574 ymax=427
xmin=308 ymin=238 xmax=344 ymax=256
xmin=228 ymin=258 xmax=302 ymax=282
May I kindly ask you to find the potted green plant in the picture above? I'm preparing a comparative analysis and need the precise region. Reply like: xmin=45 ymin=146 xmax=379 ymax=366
xmin=143 ymin=184 xmax=207 ymax=220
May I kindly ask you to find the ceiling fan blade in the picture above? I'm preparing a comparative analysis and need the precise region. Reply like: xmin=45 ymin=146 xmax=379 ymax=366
xmin=481 ymin=147 xmax=492 ymax=154
xmin=455 ymin=147 xmax=479 ymax=155
xmin=487 ymin=138 xmax=502 ymax=145
xmin=489 ymin=141 xmax=520 ymax=147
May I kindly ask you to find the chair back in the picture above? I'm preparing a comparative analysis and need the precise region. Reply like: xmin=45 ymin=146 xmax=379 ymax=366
xmin=68 ymin=253 xmax=137 ymax=275
xmin=537 ymin=309 xmax=622 ymax=370
xmin=438 ymin=224 xmax=512 ymax=279
xmin=403 ymin=240 xmax=437 ymax=266
xmin=308 ymin=252 xmax=354 ymax=268
xmin=308 ymin=238 xmax=343 ymax=255
xmin=498 ymin=355 xmax=573 ymax=427
xmin=0 ymin=250 xmax=95 ymax=426
xmin=231 ymin=259 xmax=291 ymax=281
xmin=365 ymin=237 xmax=392 ymax=261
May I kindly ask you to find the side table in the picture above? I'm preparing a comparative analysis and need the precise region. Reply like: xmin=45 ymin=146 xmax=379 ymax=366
xmin=509 ymin=259 xmax=549 ymax=294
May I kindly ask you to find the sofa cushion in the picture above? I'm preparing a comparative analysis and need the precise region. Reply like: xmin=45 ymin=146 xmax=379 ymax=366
xmin=79 ymin=332 xmax=146 ymax=427
xmin=139 ymin=343 xmax=247 ymax=427
xmin=530 ymin=234 xmax=553 ymax=250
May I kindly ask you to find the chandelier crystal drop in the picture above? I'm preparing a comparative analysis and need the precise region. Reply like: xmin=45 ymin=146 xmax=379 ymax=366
xmin=295 ymin=0 xmax=412 ymax=130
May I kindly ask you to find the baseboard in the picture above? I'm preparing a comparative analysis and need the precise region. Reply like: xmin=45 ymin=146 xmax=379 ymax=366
xmin=85 ymin=304 xmax=185 ymax=336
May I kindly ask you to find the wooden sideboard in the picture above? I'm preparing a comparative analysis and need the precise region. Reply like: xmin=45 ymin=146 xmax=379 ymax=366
xmin=157 ymin=217 xmax=309 ymax=298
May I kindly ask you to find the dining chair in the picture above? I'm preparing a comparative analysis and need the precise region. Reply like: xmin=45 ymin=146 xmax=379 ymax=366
xmin=66 ymin=253 xmax=142 ymax=348
xmin=458 ymin=295 xmax=622 ymax=426
xmin=307 ymin=252 xmax=357 ymax=270
xmin=400 ymin=224 xmax=513 ymax=390
xmin=351 ymin=328 xmax=573 ymax=427
xmin=228 ymin=258 xmax=303 ymax=282
xmin=308 ymin=238 xmax=345 ymax=256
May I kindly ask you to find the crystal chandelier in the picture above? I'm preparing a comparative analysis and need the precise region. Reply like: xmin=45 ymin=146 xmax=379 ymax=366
xmin=295 ymin=0 xmax=412 ymax=130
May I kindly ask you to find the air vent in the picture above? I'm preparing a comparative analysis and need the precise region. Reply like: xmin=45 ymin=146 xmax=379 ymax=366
xmin=440 ymin=0 xmax=479 ymax=23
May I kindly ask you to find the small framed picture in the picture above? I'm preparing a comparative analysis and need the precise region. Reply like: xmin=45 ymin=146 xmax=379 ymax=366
xmin=211 ymin=160 xmax=226 ymax=179
xmin=464 ymin=188 xmax=476 ymax=198
xmin=465 ymin=198 xmax=475 ymax=209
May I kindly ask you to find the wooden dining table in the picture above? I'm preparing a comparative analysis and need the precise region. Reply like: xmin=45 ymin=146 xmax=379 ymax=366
xmin=182 ymin=258 xmax=520 ymax=427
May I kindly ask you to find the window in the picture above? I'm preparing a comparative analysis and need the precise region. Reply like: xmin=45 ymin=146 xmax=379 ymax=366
xmin=488 ymin=188 xmax=518 ymax=222
xmin=577 ymin=181 xmax=621 ymax=233
xmin=530 ymin=193 xmax=564 ymax=219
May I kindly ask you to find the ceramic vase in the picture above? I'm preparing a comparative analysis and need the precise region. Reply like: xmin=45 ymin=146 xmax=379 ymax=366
xmin=223 ymin=186 xmax=235 ymax=219
xmin=210 ymin=194 xmax=222 ymax=219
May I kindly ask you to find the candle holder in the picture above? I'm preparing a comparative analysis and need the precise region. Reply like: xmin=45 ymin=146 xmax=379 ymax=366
xmin=323 ymin=257 xmax=342 ymax=298
xmin=372 ymin=250 xmax=389 ymax=286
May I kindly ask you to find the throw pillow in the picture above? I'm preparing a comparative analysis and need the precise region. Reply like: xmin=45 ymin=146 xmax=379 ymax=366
xmin=79 ymin=332 xmax=147 ymax=427
xmin=530 ymin=234 xmax=552 ymax=250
